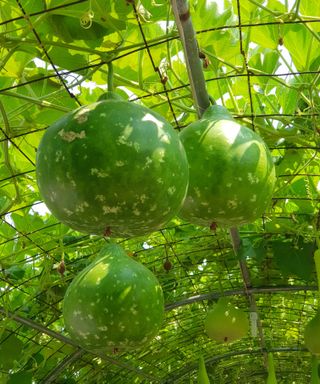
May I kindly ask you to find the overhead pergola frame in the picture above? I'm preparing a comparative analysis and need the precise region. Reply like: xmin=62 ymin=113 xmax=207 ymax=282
xmin=1 ymin=0 xmax=320 ymax=382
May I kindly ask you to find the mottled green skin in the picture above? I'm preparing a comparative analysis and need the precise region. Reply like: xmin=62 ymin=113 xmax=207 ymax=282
xmin=63 ymin=243 xmax=164 ymax=352
xmin=304 ymin=311 xmax=320 ymax=354
xmin=204 ymin=298 xmax=249 ymax=343
xmin=179 ymin=105 xmax=276 ymax=227
xmin=36 ymin=100 xmax=189 ymax=237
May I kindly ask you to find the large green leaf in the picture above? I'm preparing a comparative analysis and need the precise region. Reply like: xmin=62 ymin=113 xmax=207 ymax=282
xmin=7 ymin=371 xmax=32 ymax=384
xmin=272 ymin=238 xmax=315 ymax=280
xmin=283 ymin=23 xmax=320 ymax=70
xmin=0 ymin=333 xmax=24 ymax=370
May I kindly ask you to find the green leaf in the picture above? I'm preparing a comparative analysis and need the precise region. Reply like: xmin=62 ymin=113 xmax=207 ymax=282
xmin=250 ymin=24 xmax=279 ymax=49
xmin=47 ymin=14 xmax=108 ymax=43
xmin=44 ymin=47 xmax=88 ymax=75
xmin=236 ymin=238 xmax=267 ymax=264
xmin=7 ymin=372 xmax=32 ymax=384
xmin=300 ymin=1 xmax=320 ymax=31
xmin=0 ymin=333 xmax=24 ymax=370
xmin=192 ymin=1 xmax=232 ymax=31
xmin=283 ymin=23 xmax=320 ymax=70
xmin=272 ymin=238 xmax=315 ymax=280
xmin=237 ymin=238 xmax=257 ymax=261
xmin=4 ymin=265 xmax=26 ymax=281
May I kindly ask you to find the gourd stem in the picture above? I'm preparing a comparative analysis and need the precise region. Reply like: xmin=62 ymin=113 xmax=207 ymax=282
xmin=170 ymin=0 xmax=210 ymax=118
xmin=107 ymin=62 xmax=114 ymax=92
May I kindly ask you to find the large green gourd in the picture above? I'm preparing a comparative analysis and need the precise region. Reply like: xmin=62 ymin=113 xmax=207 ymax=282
xmin=178 ymin=105 xmax=276 ymax=227
xmin=36 ymin=100 xmax=189 ymax=237
xmin=63 ymin=243 xmax=164 ymax=351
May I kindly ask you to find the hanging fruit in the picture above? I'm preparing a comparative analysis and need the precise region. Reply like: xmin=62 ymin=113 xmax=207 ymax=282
xmin=266 ymin=353 xmax=278 ymax=384
xmin=62 ymin=243 xmax=164 ymax=351
xmin=305 ymin=249 xmax=320 ymax=355
xmin=178 ymin=105 xmax=276 ymax=227
xmin=204 ymin=297 xmax=249 ymax=343
xmin=197 ymin=356 xmax=210 ymax=384
xmin=311 ymin=355 xmax=320 ymax=384
xmin=36 ymin=99 xmax=189 ymax=237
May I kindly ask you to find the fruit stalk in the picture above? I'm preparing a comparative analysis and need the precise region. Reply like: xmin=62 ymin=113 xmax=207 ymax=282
xmin=107 ymin=62 xmax=114 ymax=92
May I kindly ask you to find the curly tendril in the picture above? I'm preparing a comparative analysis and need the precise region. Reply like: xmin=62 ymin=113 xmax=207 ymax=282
xmin=80 ymin=10 xmax=94 ymax=29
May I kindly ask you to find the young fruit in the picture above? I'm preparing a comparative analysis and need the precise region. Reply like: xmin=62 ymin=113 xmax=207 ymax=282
xmin=204 ymin=297 xmax=249 ymax=343
xmin=267 ymin=353 xmax=278 ymax=384
xmin=304 ymin=310 xmax=320 ymax=354
xmin=178 ymin=105 xmax=276 ymax=227
xmin=311 ymin=355 xmax=320 ymax=384
xmin=62 ymin=243 xmax=164 ymax=352
xmin=197 ymin=356 xmax=210 ymax=384
xmin=36 ymin=99 xmax=189 ymax=237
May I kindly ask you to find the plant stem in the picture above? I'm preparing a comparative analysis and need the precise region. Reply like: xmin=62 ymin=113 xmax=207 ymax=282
xmin=107 ymin=62 xmax=114 ymax=92
xmin=0 ymin=101 xmax=21 ymax=206
xmin=170 ymin=0 xmax=210 ymax=118
xmin=1 ymin=91 xmax=71 ymax=112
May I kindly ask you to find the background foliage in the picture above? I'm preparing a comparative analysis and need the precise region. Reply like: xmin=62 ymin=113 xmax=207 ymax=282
xmin=1 ymin=0 xmax=320 ymax=382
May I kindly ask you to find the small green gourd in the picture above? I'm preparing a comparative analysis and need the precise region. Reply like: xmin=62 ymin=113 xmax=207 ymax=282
xmin=266 ymin=353 xmax=277 ymax=384
xmin=311 ymin=355 xmax=320 ymax=384
xmin=197 ymin=356 xmax=210 ymax=384
xmin=305 ymin=249 xmax=320 ymax=354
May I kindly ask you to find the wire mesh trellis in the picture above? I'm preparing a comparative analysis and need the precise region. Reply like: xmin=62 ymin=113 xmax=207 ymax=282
xmin=1 ymin=0 xmax=320 ymax=383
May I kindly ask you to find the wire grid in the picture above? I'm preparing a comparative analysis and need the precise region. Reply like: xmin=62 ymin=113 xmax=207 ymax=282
xmin=0 ymin=0 xmax=320 ymax=382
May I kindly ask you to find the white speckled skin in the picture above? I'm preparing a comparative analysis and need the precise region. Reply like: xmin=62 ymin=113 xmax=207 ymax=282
xmin=63 ymin=243 xmax=164 ymax=352
xmin=179 ymin=105 xmax=276 ymax=227
xmin=36 ymin=100 xmax=189 ymax=237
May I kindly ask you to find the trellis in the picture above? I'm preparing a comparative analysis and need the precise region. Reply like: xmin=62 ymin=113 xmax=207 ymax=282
xmin=1 ymin=0 xmax=320 ymax=383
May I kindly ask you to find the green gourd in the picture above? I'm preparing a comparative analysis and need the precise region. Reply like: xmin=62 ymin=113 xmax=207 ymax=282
xmin=305 ymin=311 xmax=320 ymax=355
xmin=305 ymin=249 xmax=320 ymax=355
xmin=204 ymin=297 xmax=249 ymax=343
xmin=97 ymin=91 xmax=123 ymax=101
xmin=311 ymin=355 xmax=320 ymax=384
xmin=63 ymin=243 xmax=164 ymax=352
xmin=197 ymin=356 xmax=210 ymax=384
xmin=179 ymin=105 xmax=276 ymax=227
xmin=266 ymin=353 xmax=277 ymax=384
xmin=36 ymin=99 xmax=189 ymax=237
